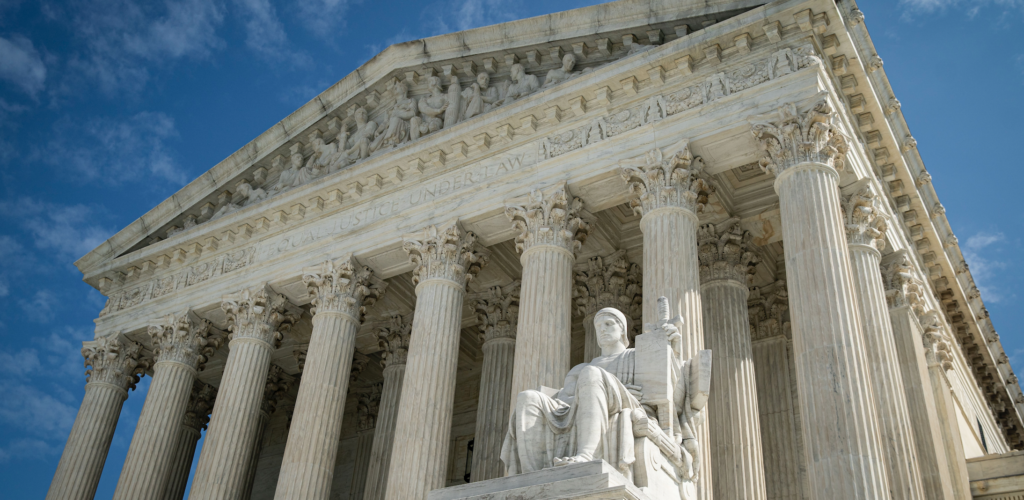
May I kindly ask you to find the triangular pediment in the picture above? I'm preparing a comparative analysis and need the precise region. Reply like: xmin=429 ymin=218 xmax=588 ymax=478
xmin=74 ymin=0 xmax=764 ymax=281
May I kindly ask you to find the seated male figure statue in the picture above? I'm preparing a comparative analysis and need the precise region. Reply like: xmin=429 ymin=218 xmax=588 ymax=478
xmin=501 ymin=298 xmax=710 ymax=498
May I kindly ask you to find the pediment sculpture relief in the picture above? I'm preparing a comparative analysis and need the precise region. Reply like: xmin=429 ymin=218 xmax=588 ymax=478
xmin=501 ymin=297 xmax=711 ymax=499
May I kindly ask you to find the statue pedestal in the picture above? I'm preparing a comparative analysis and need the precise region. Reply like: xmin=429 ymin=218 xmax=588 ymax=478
xmin=427 ymin=460 xmax=653 ymax=500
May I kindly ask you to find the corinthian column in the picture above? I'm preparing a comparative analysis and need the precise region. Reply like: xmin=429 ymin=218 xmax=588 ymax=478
xmin=619 ymin=139 xmax=713 ymax=498
xmin=276 ymin=257 xmax=385 ymax=500
xmin=384 ymin=222 xmax=486 ymax=500
xmin=844 ymin=184 xmax=926 ymax=499
xmin=363 ymin=315 xmax=411 ymax=500
xmin=47 ymin=336 xmax=145 ymax=500
xmin=189 ymin=284 xmax=297 ymax=500
xmin=165 ymin=381 xmax=216 ymax=500
xmin=506 ymin=183 xmax=589 ymax=398
xmin=697 ymin=219 xmax=766 ymax=500
xmin=881 ymin=253 xmax=961 ymax=500
xmin=115 ymin=310 xmax=217 ymax=500
xmin=573 ymin=250 xmax=642 ymax=362
xmin=468 ymin=282 xmax=520 ymax=481
xmin=349 ymin=386 xmax=380 ymax=500
xmin=750 ymin=94 xmax=890 ymax=498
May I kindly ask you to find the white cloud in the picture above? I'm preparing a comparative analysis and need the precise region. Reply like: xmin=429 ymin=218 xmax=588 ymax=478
xmin=296 ymin=0 xmax=353 ymax=39
xmin=0 ymin=438 xmax=62 ymax=463
xmin=233 ymin=0 xmax=309 ymax=65
xmin=0 ymin=35 xmax=47 ymax=97
xmin=0 ymin=348 xmax=40 ymax=375
xmin=42 ymin=111 xmax=188 ymax=186
xmin=962 ymin=231 xmax=1008 ymax=302
xmin=0 ymin=198 xmax=115 ymax=261
xmin=67 ymin=0 xmax=225 ymax=95
xmin=0 ymin=382 xmax=77 ymax=437
xmin=18 ymin=290 xmax=57 ymax=323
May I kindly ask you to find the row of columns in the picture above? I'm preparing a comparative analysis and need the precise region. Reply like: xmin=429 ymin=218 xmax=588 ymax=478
xmin=50 ymin=96 xmax=971 ymax=500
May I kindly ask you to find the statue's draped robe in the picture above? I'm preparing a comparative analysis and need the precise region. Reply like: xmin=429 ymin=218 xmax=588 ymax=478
xmin=501 ymin=349 xmax=643 ymax=475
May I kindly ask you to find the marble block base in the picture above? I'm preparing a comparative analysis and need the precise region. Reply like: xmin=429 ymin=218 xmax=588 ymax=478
xmin=427 ymin=460 xmax=652 ymax=500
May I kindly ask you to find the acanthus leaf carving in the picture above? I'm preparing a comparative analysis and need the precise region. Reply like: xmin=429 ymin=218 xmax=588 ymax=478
xmin=843 ymin=183 xmax=888 ymax=250
xmin=750 ymin=92 xmax=850 ymax=177
xmin=698 ymin=217 xmax=760 ymax=284
xmin=470 ymin=281 xmax=521 ymax=343
xmin=357 ymin=383 xmax=382 ymax=431
xmin=147 ymin=309 xmax=221 ymax=371
xmin=221 ymin=283 xmax=299 ymax=348
xmin=619 ymin=139 xmax=714 ymax=216
xmin=505 ymin=182 xmax=590 ymax=255
xmin=881 ymin=251 xmax=927 ymax=313
xmin=82 ymin=335 xmax=147 ymax=392
xmin=403 ymin=222 xmax=487 ymax=287
xmin=182 ymin=380 xmax=217 ymax=431
xmin=302 ymin=256 xmax=386 ymax=320
xmin=377 ymin=314 xmax=412 ymax=368
xmin=748 ymin=280 xmax=790 ymax=341
xmin=920 ymin=311 xmax=954 ymax=371
xmin=261 ymin=364 xmax=294 ymax=416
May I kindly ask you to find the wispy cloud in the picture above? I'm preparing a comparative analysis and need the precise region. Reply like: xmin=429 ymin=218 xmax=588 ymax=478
xmin=962 ymin=230 xmax=1010 ymax=302
xmin=296 ymin=0 xmax=354 ymax=39
xmin=0 ymin=35 xmax=46 ymax=97
xmin=18 ymin=290 xmax=56 ymax=323
xmin=65 ymin=0 xmax=225 ymax=96
xmin=233 ymin=0 xmax=309 ymax=65
xmin=41 ymin=111 xmax=188 ymax=186
xmin=900 ymin=0 xmax=1024 ymax=19
xmin=0 ymin=198 xmax=115 ymax=262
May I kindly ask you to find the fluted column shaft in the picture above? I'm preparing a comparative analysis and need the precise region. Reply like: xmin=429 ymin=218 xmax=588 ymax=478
xmin=888 ymin=306 xmax=955 ymax=499
xmin=190 ymin=284 xmax=296 ymax=500
xmin=775 ymin=162 xmax=889 ymax=498
xmin=165 ymin=426 xmax=201 ymax=500
xmin=849 ymin=244 xmax=925 ymax=499
xmin=925 ymin=352 xmax=971 ymax=499
xmin=385 ymin=278 xmax=466 ymax=499
xmin=114 ymin=361 xmax=197 ymax=500
xmin=239 ymin=405 xmax=271 ymax=500
xmin=701 ymin=280 xmax=765 ymax=500
xmin=47 ymin=338 xmax=142 ymax=500
xmin=275 ymin=312 xmax=359 ymax=499
xmin=349 ymin=429 xmax=375 ymax=499
xmin=48 ymin=382 xmax=130 ymax=500
xmin=473 ymin=337 xmax=516 ymax=480
xmin=752 ymin=337 xmax=806 ymax=499
xmin=363 ymin=363 xmax=405 ymax=500
xmin=510 ymin=245 xmax=574 ymax=397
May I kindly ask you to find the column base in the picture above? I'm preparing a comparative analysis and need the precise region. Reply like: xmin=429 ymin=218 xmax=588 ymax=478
xmin=427 ymin=461 xmax=652 ymax=500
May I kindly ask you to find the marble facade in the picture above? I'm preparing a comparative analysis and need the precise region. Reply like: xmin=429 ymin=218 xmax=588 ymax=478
xmin=50 ymin=0 xmax=1023 ymax=499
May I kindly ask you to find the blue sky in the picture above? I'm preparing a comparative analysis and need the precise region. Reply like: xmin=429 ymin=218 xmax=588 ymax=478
xmin=0 ymin=0 xmax=1021 ymax=497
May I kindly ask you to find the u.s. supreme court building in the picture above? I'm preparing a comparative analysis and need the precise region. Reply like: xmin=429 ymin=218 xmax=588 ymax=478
xmin=46 ymin=0 xmax=1024 ymax=499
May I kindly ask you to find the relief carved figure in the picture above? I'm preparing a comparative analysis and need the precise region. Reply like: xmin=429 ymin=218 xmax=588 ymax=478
xmin=347 ymin=106 xmax=379 ymax=161
xmin=543 ymin=53 xmax=580 ymax=87
xmin=418 ymin=76 xmax=449 ymax=134
xmin=499 ymin=63 xmax=540 ymax=105
xmin=444 ymin=76 xmax=463 ymax=129
xmin=211 ymin=181 xmax=268 ymax=220
xmin=372 ymin=81 xmax=421 ymax=152
xmin=462 ymin=72 xmax=500 ymax=120
xmin=501 ymin=298 xmax=711 ymax=499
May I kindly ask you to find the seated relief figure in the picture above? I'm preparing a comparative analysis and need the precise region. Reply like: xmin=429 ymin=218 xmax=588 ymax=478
xmin=497 ymin=63 xmax=540 ymax=105
xmin=371 ymin=80 xmax=422 ymax=152
xmin=543 ymin=53 xmax=580 ymax=87
xmin=418 ymin=76 xmax=449 ymax=134
xmin=501 ymin=297 xmax=711 ymax=499
xmin=462 ymin=71 xmax=500 ymax=120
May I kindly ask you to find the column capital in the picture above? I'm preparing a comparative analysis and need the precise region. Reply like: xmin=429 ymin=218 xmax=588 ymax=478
xmin=618 ymin=138 xmax=714 ymax=216
xmin=403 ymin=221 xmax=486 ymax=288
xmin=698 ymin=218 xmax=759 ymax=285
xmin=302 ymin=255 xmax=387 ymax=320
xmin=222 ymin=283 xmax=299 ymax=347
xmin=881 ymin=251 xmax=927 ymax=313
xmin=843 ymin=183 xmax=887 ymax=251
xmin=182 ymin=380 xmax=217 ymax=431
xmin=470 ymin=281 xmax=521 ymax=343
xmin=261 ymin=364 xmax=294 ymax=416
xmin=573 ymin=250 xmax=642 ymax=335
xmin=377 ymin=314 xmax=412 ymax=368
xmin=920 ymin=311 xmax=954 ymax=371
xmin=505 ymin=182 xmax=590 ymax=256
xmin=357 ymin=384 xmax=382 ymax=431
xmin=148 ymin=309 xmax=220 ymax=370
xmin=749 ymin=92 xmax=850 ymax=177
xmin=82 ymin=335 xmax=146 ymax=392
xmin=747 ymin=281 xmax=790 ymax=341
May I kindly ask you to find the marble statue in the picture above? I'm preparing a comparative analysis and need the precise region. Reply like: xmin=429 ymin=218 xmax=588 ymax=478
xmin=543 ymin=54 xmax=580 ymax=87
xmin=498 ymin=63 xmax=540 ymax=105
xmin=501 ymin=297 xmax=711 ymax=499
xmin=418 ymin=76 xmax=449 ymax=134
xmin=462 ymin=72 xmax=500 ymax=120
xmin=305 ymin=135 xmax=339 ymax=174
xmin=444 ymin=76 xmax=463 ymax=129
xmin=372 ymin=81 xmax=421 ymax=152
xmin=347 ymin=106 xmax=379 ymax=161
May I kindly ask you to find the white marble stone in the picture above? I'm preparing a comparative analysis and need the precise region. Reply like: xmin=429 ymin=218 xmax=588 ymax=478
xmin=428 ymin=460 xmax=651 ymax=500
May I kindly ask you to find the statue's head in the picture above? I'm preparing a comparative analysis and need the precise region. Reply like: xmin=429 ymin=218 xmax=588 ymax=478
xmin=510 ymin=63 xmax=524 ymax=81
xmin=562 ymin=53 xmax=576 ymax=71
xmin=477 ymin=71 xmax=489 ymax=88
xmin=594 ymin=307 xmax=629 ymax=350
